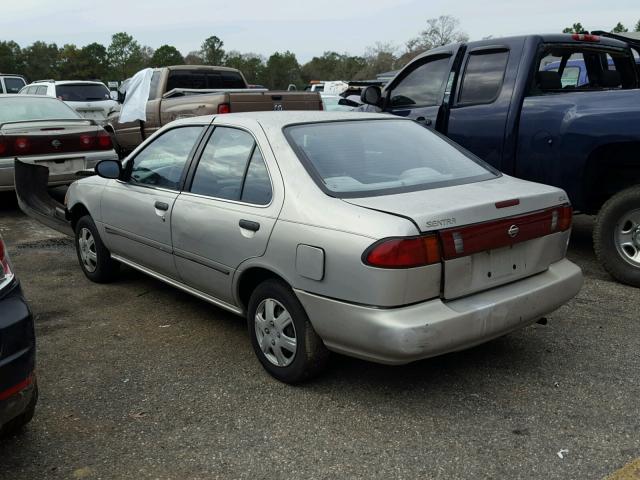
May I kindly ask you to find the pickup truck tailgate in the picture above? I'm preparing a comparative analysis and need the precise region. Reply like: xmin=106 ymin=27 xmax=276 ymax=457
xmin=228 ymin=92 xmax=322 ymax=112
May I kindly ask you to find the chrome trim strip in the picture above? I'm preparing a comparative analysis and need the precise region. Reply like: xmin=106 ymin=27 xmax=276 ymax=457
xmin=173 ymin=247 xmax=230 ymax=275
xmin=111 ymin=254 xmax=243 ymax=315
xmin=104 ymin=225 xmax=173 ymax=254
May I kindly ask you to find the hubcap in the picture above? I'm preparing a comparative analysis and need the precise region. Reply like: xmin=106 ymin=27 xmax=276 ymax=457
xmin=254 ymin=298 xmax=297 ymax=367
xmin=615 ymin=209 xmax=640 ymax=267
xmin=78 ymin=227 xmax=98 ymax=273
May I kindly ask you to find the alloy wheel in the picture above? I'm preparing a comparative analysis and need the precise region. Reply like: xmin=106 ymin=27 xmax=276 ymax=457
xmin=254 ymin=298 xmax=297 ymax=367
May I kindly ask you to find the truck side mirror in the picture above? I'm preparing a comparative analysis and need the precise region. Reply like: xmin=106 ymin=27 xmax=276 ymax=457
xmin=361 ymin=86 xmax=382 ymax=107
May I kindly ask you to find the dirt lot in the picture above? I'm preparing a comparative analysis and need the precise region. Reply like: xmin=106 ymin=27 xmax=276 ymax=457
xmin=0 ymin=191 xmax=638 ymax=480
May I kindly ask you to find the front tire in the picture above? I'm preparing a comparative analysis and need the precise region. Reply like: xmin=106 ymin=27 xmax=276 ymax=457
xmin=594 ymin=186 xmax=640 ymax=287
xmin=247 ymin=280 xmax=329 ymax=383
xmin=74 ymin=215 xmax=119 ymax=283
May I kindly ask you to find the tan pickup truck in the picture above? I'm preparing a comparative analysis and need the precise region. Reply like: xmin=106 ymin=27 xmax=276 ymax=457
xmin=105 ymin=65 xmax=322 ymax=154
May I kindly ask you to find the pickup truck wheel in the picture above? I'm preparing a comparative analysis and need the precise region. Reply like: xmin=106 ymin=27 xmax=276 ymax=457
xmin=247 ymin=280 xmax=329 ymax=383
xmin=594 ymin=186 xmax=640 ymax=287
xmin=74 ymin=215 xmax=119 ymax=283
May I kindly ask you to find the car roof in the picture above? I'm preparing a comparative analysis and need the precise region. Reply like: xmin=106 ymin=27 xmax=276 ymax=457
xmin=0 ymin=94 xmax=59 ymax=99
xmin=29 ymin=80 xmax=107 ymax=86
xmin=224 ymin=111 xmax=399 ymax=127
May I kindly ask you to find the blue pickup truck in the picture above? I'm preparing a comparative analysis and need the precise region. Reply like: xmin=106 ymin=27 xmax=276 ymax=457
xmin=360 ymin=33 xmax=640 ymax=287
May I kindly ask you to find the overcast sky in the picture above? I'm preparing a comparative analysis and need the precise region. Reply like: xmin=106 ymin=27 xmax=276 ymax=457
xmin=2 ymin=0 xmax=639 ymax=62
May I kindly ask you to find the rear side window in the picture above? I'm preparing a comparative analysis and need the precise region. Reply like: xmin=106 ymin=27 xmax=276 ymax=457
xmin=285 ymin=119 xmax=496 ymax=197
xmin=55 ymin=83 xmax=110 ymax=101
xmin=389 ymin=56 xmax=451 ymax=108
xmin=4 ymin=77 xmax=25 ymax=93
xmin=36 ymin=86 xmax=48 ymax=95
xmin=190 ymin=127 xmax=272 ymax=205
xmin=458 ymin=50 xmax=509 ymax=105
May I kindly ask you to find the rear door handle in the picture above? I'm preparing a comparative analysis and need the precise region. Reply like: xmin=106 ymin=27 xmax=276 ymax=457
xmin=239 ymin=219 xmax=260 ymax=232
xmin=155 ymin=201 xmax=169 ymax=211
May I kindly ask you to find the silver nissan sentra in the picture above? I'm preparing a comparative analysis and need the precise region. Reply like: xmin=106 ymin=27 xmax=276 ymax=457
xmin=15 ymin=111 xmax=583 ymax=383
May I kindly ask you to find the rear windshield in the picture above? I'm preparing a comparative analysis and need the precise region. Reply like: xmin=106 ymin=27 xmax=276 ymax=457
xmin=0 ymin=97 xmax=80 ymax=123
xmin=166 ymin=70 xmax=246 ymax=91
xmin=285 ymin=120 xmax=497 ymax=197
xmin=55 ymin=83 xmax=111 ymax=101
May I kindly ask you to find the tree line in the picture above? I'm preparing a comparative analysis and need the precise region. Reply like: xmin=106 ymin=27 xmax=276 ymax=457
xmin=1 ymin=16 xmax=638 ymax=90
xmin=562 ymin=20 xmax=640 ymax=34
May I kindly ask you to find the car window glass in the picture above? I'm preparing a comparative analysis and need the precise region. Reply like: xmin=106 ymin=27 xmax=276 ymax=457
xmin=0 ymin=96 xmax=79 ymax=122
xmin=166 ymin=70 xmax=246 ymax=91
xmin=458 ymin=51 xmax=509 ymax=104
xmin=129 ymin=126 xmax=203 ymax=190
xmin=36 ymin=86 xmax=48 ymax=95
xmin=190 ymin=127 xmax=255 ymax=200
xmin=4 ymin=77 xmax=25 ymax=93
xmin=148 ymin=71 xmax=160 ymax=100
xmin=389 ymin=56 xmax=451 ymax=108
xmin=241 ymin=148 xmax=272 ymax=205
xmin=55 ymin=83 xmax=110 ymax=101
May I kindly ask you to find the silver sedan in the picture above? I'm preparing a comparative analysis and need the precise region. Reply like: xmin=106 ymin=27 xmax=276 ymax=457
xmin=16 ymin=111 xmax=583 ymax=383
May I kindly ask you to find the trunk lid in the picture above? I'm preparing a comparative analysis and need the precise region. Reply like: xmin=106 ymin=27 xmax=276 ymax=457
xmin=345 ymin=176 xmax=572 ymax=299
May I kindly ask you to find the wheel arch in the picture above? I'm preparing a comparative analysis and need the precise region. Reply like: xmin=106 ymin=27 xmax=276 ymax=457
xmin=235 ymin=265 xmax=292 ymax=311
xmin=582 ymin=141 xmax=640 ymax=214
xmin=68 ymin=202 xmax=91 ymax=232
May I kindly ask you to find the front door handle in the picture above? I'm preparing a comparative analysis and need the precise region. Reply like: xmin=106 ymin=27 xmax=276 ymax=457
xmin=239 ymin=219 xmax=260 ymax=232
xmin=155 ymin=201 xmax=169 ymax=211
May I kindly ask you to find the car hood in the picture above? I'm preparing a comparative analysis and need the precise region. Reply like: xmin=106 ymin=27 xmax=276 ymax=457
xmin=342 ymin=175 xmax=569 ymax=233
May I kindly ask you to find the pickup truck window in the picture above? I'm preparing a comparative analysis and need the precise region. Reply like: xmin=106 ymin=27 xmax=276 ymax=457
xmin=129 ymin=126 xmax=204 ymax=190
xmin=458 ymin=50 xmax=509 ymax=105
xmin=166 ymin=70 xmax=246 ymax=91
xmin=190 ymin=127 xmax=258 ymax=202
xmin=533 ymin=46 xmax=636 ymax=94
xmin=4 ymin=77 xmax=25 ymax=94
xmin=389 ymin=56 xmax=451 ymax=108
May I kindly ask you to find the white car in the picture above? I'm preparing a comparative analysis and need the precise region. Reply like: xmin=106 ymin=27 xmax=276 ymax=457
xmin=19 ymin=80 xmax=117 ymax=125
xmin=0 ymin=75 xmax=27 ymax=94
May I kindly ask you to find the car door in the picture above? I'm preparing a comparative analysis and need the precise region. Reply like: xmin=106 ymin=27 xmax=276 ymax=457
xmin=446 ymin=46 xmax=516 ymax=170
xmin=100 ymin=125 xmax=206 ymax=279
xmin=171 ymin=124 xmax=283 ymax=305
xmin=383 ymin=53 xmax=455 ymax=130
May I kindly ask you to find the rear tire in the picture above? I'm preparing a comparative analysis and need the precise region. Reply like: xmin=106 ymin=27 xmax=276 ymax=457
xmin=74 ymin=215 xmax=119 ymax=283
xmin=247 ymin=279 xmax=330 ymax=383
xmin=593 ymin=186 xmax=640 ymax=287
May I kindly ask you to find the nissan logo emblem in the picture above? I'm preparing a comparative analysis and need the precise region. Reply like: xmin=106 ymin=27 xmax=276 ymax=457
xmin=508 ymin=225 xmax=520 ymax=238
xmin=51 ymin=139 xmax=62 ymax=148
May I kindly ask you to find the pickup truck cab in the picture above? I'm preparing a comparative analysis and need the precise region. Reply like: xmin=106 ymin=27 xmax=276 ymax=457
xmin=106 ymin=65 xmax=322 ymax=154
xmin=360 ymin=33 xmax=640 ymax=286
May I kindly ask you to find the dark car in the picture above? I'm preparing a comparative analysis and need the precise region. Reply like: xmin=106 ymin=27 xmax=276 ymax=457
xmin=0 ymin=233 xmax=37 ymax=436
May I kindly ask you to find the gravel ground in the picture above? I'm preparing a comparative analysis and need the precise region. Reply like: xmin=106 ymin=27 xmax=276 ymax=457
xmin=0 ymin=192 xmax=638 ymax=480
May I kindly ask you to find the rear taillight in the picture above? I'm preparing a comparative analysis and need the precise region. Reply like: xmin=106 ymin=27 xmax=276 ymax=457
xmin=218 ymin=103 xmax=231 ymax=114
xmin=15 ymin=137 xmax=30 ymax=153
xmin=0 ymin=139 xmax=6 ymax=156
xmin=97 ymin=130 xmax=113 ymax=149
xmin=0 ymin=237 xmax=14 ymax=286
xmin=555 ymin=205 xmax=572 ymax=231
xmin=80 ymin=134 xmax=93 ymax=148
xmin=364 ymin=235 xmax=440 ymax=269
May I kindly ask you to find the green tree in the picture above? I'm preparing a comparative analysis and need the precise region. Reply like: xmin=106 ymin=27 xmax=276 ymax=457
xmin=0 ymin=41 xmax=24 ymax=74
xmin=635 ymin=20 xmax=640 ymax=32
xmin=150 ymin=45 xmax=184 ymax=67
xmin=611 ymin=22 xmax=628 ymax=33
xmin=107 ymin=32 xmax=143 ymax=80
xmin=262 ymin=51 xmax=301 ymax=89
xmin=200 ymin=36 xmax=225 ymax=65
xmin=22 ymin=41 xmax=59 ymax=81
xmin=562 ymin=22 xmax=587 ymax=33
xmin=413 ymin=15 xmax=469 ymax=49
xmin=224 ymin=51 xmax=265 ymax=84
xmin=355 ymin=42 xmax=397 ymax=80
xmin=79 ymin=43 xmax=110 ymax=80
xmin=300 ymin=52 xmax=366 ymax=83
xmin=57 ymin=44 xmax=81 ymax=79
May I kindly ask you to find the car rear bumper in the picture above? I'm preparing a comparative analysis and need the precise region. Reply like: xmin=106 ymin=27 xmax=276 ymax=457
xmin=0 ymin=281 xmax=37 ymax=430
xmin=295 ymin=258 xmax=583 ymax=365
xmin=0 ymin=150 xmax=117 ymax=191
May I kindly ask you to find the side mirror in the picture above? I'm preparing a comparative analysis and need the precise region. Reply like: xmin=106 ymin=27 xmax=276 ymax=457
xmin=95 ymin=159 xmax=122 ymax=179
xmin=360 ymin=85 xmax=382 ymax=107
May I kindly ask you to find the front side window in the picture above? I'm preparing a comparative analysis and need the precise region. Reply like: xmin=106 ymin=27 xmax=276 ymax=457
xmin=285 ymin=119 xmax=497 ymax=197
xmin=4 ymin=77 xmax=25 ymax=93
xmin=389 ymin=56 xmax=451 ymax=108
xmin=128 ymin=126 xmax=203 ymax=190
xmin=458 ymin=50 xmax=509 ymax=104
xmin=190 ymin=127 xmax=271 ymax=204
